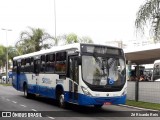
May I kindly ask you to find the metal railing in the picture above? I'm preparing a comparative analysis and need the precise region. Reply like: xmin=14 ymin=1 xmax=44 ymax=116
xmin=127 ymin=81 xmax=160 ymax=104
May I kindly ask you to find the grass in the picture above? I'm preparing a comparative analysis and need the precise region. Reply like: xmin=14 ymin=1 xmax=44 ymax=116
xmin=0 ymin=83 xmax=12 ymax=86
xmin=126 ymin=100 xmax=160 ymax=111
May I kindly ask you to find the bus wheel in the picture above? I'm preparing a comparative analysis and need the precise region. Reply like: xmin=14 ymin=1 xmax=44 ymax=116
xmin=94 ymin=105 xmax=103 ymax=109
xmin=59 ymin=94 xmax=65 ymax=108
xmin=24 ymin=84 xmax=28 ymax=98
xmin=24 ymin=84 xmax=33 ymax=98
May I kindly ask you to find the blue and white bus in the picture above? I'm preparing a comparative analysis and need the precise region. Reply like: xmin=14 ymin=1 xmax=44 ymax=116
xmin=12 ymin=43 xmax=127 ymax=108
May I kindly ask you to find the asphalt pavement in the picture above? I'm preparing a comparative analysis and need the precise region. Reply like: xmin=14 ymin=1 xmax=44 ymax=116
xmin=0 ymin=85 xmax=159 ymax=120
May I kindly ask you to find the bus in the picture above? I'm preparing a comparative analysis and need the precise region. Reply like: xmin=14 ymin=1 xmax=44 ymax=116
xmin=12 ymin=43 xmax=127 ymax=108
xmin=152 ymin=60 xmax=160 ymax=81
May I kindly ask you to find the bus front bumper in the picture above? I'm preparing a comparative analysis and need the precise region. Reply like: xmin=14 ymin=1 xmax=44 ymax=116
xmin=78 ymin=94 xmax=127 ymax=106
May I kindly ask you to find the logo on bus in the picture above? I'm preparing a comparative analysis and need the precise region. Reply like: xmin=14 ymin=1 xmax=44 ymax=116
xmin=42 ymin=78 xmax=52 ymax=84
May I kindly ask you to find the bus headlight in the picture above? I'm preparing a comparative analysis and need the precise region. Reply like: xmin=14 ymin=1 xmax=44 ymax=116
xmin=121 ymin=87 xmax=127 ymax=96
xmin=81 ymin=86 xmax=92 ymax=96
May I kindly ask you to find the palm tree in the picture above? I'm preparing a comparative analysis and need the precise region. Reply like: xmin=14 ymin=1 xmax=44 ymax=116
xmin=8 ymin=46 xmax=20 ymax=61
xmin=16 ymin=27 xmax=54 ymax=54
xmin=135 ymin=0 xmax=160 ymax=42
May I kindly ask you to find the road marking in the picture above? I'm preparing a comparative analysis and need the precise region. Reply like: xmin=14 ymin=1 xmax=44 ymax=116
xmin=47 ymin=116 xmax=55 ymax=119
xmin=20 ymin=104 xmax=27 ymax=107
xmin=12 ymin=101 xmax=17 ymax=104
xmin=119 ymin=104 xmax=159 ymax=111
xmin=31 ymin=109 xmax=37 ymax=112
xmin=6 ymin=99 xmax=10 ymax=101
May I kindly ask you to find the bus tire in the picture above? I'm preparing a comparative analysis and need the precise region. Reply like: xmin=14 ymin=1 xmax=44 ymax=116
xmin=59 ymin=94 xmax=66 ymax=108
xmin=24 ymin=84 xmax=33 ymax=98
xmin=94 ymin=105 xmax=103 ymax=109
xmin=24 ymin=84 xmax=28 ymax=98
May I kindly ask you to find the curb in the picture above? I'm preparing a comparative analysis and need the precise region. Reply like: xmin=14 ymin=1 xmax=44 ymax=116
xmin=118 ymin=104 xmax=159 ymax=111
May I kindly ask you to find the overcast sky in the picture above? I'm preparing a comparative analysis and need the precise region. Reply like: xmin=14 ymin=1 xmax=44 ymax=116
xmin=0 ymin=0 xmax=146 ymax=46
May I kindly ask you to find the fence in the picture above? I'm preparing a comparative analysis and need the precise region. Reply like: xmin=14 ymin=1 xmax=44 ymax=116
xmin=127 ymin=81 xmax=160 ymax=104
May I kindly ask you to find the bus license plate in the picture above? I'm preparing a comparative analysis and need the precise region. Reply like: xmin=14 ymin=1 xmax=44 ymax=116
xmin=104 ymin=102 xmax=112 ymax=105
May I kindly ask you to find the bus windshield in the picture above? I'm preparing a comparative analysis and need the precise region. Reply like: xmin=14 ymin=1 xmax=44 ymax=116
xmin=82 ymin=55 xmax=126 ymax=91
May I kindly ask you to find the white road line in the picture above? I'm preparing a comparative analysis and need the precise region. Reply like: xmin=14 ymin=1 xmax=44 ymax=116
xmin=119 ymin=104 xmax=159 ymax=111
xmin=20 ymin=104 xmax=27 ymax=107
xmin=47 ymin=116 xmax=55 ymax=119
xmin=31 ymin=109 xmax=37 ymax=112
xmin=12 ymin=101 xmax=17 ymax=104
xmin=6 ymin=99 xmax=10 ymax=101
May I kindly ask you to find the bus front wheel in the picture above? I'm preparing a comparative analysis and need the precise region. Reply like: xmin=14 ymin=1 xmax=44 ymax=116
xmin=94 ymin=105 xmax=103 ymax=109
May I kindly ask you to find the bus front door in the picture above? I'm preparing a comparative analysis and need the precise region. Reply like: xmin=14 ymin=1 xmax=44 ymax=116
xmin=68 ymin=56 xmax=79 ymax=102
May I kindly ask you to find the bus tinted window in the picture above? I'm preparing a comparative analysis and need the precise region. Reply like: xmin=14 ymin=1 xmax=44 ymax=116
xmin=46 ymin=54 xmax=55 ymax=73
xmin=25 ymin=58 xmax=31 ymax=72
xmin=55 ymin=52 xmax=66 ymax=73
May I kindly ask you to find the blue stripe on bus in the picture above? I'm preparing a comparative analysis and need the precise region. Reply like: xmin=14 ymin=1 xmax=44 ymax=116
xmin=77 ymin=94 xmax=126 ymax=105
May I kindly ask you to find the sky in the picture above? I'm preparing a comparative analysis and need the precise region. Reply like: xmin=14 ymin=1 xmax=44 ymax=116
xmin=0 ymin=0 xmax=146 ymax=47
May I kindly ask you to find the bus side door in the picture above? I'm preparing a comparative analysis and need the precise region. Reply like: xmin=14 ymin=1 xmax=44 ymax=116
xmin=68 ymin=56 xmax=79 ymax=102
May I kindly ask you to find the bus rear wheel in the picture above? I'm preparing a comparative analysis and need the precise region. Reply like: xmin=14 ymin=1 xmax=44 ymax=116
xmin=24 ymin=84 xmax=34 ymax=98
xmin=59 ymin=94 xmax=66 ymax=108
xmin=24 ymin=84 xmax=28 ymax=98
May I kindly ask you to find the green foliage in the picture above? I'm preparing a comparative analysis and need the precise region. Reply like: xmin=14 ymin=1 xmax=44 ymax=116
xmin=0 ymin=45 xmax=18 ymax=68
xmin=59 ymin=33 xmax=93 ymax=45
xmin=135 ymin=0 xmax=160 ymax=42
xmin=0 ymin=45 xmax=6 ymax=67
xmin=8 ymin=46 xmax=20 ymax=61
xmin=66 ymin=33 xmax=78 ymax=44
xmin=126 ymin=100 xmax=160 ymax=110
xmin=15 ymin=27 xmax=54 ymax=54
xmin=79 ymin=36 xmax=93 ymax=43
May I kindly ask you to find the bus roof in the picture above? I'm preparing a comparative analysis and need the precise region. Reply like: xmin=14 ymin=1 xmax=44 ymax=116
xmin=154 ymin=59 xmax=160 ymax=64
xmin=13 ymin=43 xmax=122 ymax=60
xmin=13 ymin=43 xmax=81 ymax=60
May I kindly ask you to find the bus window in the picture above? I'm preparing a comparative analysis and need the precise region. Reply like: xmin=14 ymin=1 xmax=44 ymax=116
xmin=34 ymin=60 xmax=40 ymax=74
xmin=13 ymin=60 xmax=17 ymax=72
xmin=46 ymin=54 xmax=55 ymax=73
xmin=30 ymin=57 xmax=34 ymax=72
xmin=55 ymin=52 xmax=66 ymax=73
xmin=21 ymin=59 xmax=26 ymax=73
xmin=25 ymin=58 xmax=31 ymax=72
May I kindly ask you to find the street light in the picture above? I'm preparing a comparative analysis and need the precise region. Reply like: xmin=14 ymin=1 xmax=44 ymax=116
xmin=1 ymin=28 xmax=12 ymax=84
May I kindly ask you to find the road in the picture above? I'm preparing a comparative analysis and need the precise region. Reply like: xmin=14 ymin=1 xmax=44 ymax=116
xmin=0 ymin=85 xmax=159 ymax=120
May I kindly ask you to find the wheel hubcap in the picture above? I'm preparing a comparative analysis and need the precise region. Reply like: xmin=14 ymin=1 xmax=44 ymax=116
xmin=59 ymin=94 xmax=64 ymax=107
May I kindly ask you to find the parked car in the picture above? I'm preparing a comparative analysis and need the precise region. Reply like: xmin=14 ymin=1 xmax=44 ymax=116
xmin=2 ymin=75 xmax=9 ymax=83
xmin=0 ymin=73 xmax=5 ymax=79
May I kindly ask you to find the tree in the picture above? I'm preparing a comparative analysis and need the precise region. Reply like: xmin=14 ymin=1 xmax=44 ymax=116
xmin=135 ymin=0 xmax=160 ymax=42
xmin=16 ymin=27 xmax=54 ymax=54
xmin=79 ymin=36 xmax=93 ymax=43
xmin=8 ymin=46 xmax=20 ymax=61
xmin=65 ymin=33 xmax=78 ymax=44
xmin=0 ymin=45 xmax=6 ymax=68
xmin=60 ymin=33 xmax=93 ymax=45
